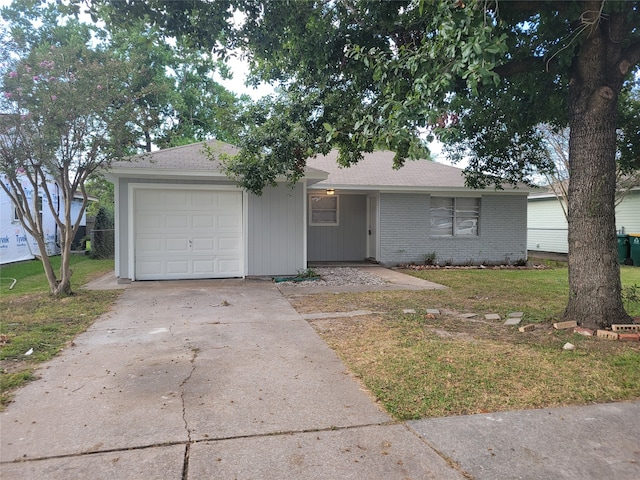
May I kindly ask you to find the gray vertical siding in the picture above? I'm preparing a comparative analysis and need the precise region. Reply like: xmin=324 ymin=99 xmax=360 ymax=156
xmin=307 ymin=194 xmax=367 ymax=261
xmin=116 ymin=177 xmax=130 ymax=279
xmin=379 ymin=193 xmax=528 ymax=266
xmin=247 ymin=184 xmax=305 ymax=276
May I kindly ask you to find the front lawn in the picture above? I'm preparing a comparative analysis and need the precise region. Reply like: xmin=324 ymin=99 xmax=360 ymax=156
xmin=0 ymin=256 xmax=119 ymax=409
xmin=289 ymin=264 xmax=640 ymax=419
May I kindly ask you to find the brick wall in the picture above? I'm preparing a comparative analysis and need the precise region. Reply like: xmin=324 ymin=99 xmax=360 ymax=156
xmin=379 ymin=193 xmax=528 ymax=266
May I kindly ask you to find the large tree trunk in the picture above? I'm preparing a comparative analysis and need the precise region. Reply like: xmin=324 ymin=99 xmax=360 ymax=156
xmin=563 ymin=5 xmax=632 ymax=329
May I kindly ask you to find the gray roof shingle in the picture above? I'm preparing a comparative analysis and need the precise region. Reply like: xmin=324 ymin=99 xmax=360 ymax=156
xmin=109 ymin=142 xmax=529 ymax=191
xmin=307 ymin=150 xmax=468 ymax=189
xmin=108 ymin=140 xmax=327 ymax=178
xmin=109 ymin=140 xmax=236 ymax=171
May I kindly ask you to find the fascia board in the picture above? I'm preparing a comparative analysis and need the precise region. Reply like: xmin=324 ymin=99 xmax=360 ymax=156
xmin=308 ymin=184 xmax=533 ymax=194
xmin=105 ymin=167 xmax=328 ymax=184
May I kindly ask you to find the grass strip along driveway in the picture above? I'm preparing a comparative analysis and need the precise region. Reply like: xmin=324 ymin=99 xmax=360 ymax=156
xmin=289 ymin=263 xmax=640 ymax=420
xmin=0 ymin=256 xmax=118 ymax=408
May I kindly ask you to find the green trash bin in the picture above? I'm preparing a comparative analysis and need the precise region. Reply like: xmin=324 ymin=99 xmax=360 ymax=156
xmin=617 ymin=234 xmax=630 ymax=263
xmin=629 ymin=234 xmax=640 ymax=267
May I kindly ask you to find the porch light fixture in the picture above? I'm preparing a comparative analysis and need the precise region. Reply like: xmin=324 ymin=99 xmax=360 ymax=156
xmin=326 ymin=188 xmax=335 ymax=195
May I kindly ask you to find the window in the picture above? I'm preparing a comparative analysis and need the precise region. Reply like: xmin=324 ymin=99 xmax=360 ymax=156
xmin=13 ymin=194 xmax=43 ymax=225
xmin=13 ymin=194 xmax=24 ymax=222
xmin=309 ymin=195 xmax=339 ymax=226
xmin=430 ymin=197 xmax=479 ymax=236
xmin=37 ymin=194 xmax=43 ymax=226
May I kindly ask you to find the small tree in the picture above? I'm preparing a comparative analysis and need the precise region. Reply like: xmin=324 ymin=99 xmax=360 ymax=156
xmin=0 ymin=40 xmax=137 ymax=295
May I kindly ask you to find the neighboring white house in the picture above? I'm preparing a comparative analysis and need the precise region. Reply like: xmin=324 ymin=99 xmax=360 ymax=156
xmin=528 ymin=187 xmax=640 ymax=254
xmin=105 ymin=140 xmax=534 ymax=282
xmin=0 ymin=174 xmax=89 ymax=265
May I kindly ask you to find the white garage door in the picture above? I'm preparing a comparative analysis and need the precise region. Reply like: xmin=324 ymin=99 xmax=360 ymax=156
xmin=134 ymin=188 xmax=243 ymax=280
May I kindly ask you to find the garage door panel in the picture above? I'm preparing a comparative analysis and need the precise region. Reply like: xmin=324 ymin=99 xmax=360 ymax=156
xmin=192 ymin=238 xmax=215 ymax=252
xmin=218 ymin=258 xmax=242 ymax=274
xmin=137 ymin=237 xmax=163 ymax=253
xmin=165 ymin=191 xmax=189 ymax=207
xmin=218 ymin=192 xmax=241 ymax=208
xmin=166 ymin=261 xmax=190 ymax=274
xmin=193 ymin=260 xmax=215 ymax=273
xmin=166 ymin=238 xmax=189 ymax=252
xmin=134 ymin=188 xmax=243 ymax=280
xmin=138 ymin=214 xmax=163 ymax=229
xmin=219 ymin=237 xmax=242 ymax=251
xmin=137 ymin=191 xmax=164 ymax=208
xmin=218 ymin=215 xmax=242 ymax=229
xmin=137 ymin=261 xmax=162 ymax=276
xmin=166 ymin=215 xmax=189 ymax=228
xmin=192 ymin=215 xmax=215 ymax=228
xmin=191 ymin=191 xmax=218 ymax=207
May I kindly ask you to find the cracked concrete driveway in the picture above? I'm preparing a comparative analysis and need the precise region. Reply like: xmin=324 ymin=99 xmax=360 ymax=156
xmin=0 ymin=279 xmax=463 ymax=479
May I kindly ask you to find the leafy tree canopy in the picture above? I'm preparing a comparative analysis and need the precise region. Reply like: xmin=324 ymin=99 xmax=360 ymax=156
xmin=2 ymin=0 xmax=247 ymax=150
xmin=90 ymin=0 xmax=639 ymax=193
xmin=0 ymin=29 xmax=140 ymax=294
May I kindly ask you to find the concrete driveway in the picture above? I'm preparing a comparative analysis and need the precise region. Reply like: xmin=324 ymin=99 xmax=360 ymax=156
xmin=2 ymin=277 xmax=639 ymax=479
xmin=0 ymin=279 xmax=462 ymax=479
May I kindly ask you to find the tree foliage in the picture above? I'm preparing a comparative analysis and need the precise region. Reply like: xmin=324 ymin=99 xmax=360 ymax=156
xmin=2 ymin=0 xmax=246 ymax=150
xmin=0 ymin=29 xmax=139 ymax=295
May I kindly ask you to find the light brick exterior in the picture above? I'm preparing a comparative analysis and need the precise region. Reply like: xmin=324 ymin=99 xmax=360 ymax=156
xmin=378 ymin=193 xmax=528 ymax=266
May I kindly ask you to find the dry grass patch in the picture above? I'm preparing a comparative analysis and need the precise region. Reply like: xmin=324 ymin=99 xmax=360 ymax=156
xmin=290 ymin=265 xmax=640 ymax=420
xmin=310 ymin=313 xmax=640 ymax=420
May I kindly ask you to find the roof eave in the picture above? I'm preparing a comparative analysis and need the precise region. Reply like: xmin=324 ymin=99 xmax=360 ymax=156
xmin=105 ymin=167 xmax=329 ymax=184
xmin=308 ymin=183 xmax=533 ymax=194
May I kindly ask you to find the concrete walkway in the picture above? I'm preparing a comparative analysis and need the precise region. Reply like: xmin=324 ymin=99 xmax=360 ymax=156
xmin=2 ymin=275 xmax=639 ymax=479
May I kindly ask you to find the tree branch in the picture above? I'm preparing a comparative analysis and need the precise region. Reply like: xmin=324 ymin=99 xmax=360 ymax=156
xmin=493 ymin=57 xmax=545 ymax=78
xmin=621 ymin=40 xmax=640 ymax=74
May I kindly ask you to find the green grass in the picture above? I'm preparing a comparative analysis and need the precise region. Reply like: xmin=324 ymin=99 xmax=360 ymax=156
xmin=406 ymin=265 xmax=640 ymax=319
xmin=0 ymin=254 xmax=114 ymax=295
xmin=294 ymin=264 xmax=640 ymax=419
xmin=0 ymin=256 xmax=119 ymax=409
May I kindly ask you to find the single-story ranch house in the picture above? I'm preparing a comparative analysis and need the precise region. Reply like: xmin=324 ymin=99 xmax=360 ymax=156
xmin=105 ymin=141 xmax=532 ymax=281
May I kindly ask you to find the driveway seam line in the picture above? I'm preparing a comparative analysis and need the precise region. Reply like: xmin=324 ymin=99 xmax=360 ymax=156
xmin=402 ymin=423 xmax=473 ymax=479
xmin=0 ymin=421 xmax=399 ymax=465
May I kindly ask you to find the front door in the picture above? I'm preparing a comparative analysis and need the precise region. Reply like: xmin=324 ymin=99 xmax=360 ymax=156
xmin=367 ymin=195 xmax=378 ymax=260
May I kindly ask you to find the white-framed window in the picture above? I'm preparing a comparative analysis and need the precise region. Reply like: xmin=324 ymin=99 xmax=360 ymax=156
xmin=309 ymin=194 xmax=339 ymax=226
xmin=430 ymin=197 xmax=480 ymax=236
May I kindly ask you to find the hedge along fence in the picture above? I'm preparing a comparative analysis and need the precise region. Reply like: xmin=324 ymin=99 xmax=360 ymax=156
xmin=90 ymin=207 xmax=114 ymax=259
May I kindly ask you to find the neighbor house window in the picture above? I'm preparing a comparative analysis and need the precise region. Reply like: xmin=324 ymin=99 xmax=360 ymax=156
xmin=430 ymin=197 xmax=479 ymax=236
xmin=13 ymin=194 xmax=24 ymax=222
xmin=309 ymin=195 xmax=339 ymax=226
xmin=13 ymin=194 xmax=43 ymax=225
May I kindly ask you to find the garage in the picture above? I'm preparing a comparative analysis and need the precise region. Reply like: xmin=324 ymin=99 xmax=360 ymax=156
xmin=133 ymin=186 xmax=243 ymax=280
